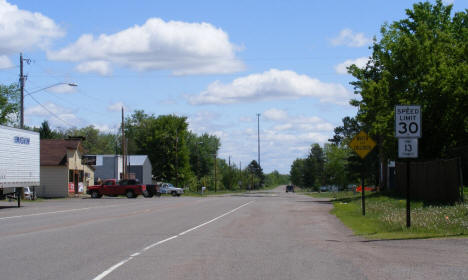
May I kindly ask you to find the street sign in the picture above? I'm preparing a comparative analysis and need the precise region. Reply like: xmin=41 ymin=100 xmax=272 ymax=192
xmin=395 ymin=105 xmax=421 ymax=138
xmin=349 ymin=131 xmax=376 ymax=159
xmin=398 ymin=138 xmax=418 ymax=158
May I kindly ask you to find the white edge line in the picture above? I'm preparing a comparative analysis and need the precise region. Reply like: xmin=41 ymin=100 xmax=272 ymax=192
xmin=179 ymin=201 xmax=253 ymax=236
xmin=142 ymin=235 xmax=178 ymax=252
xmin=91 ymin=200 xmax=253 ymax=280
xmin=93 ymin=257 xmax=133 ymax=280
xmin=0 ymin=204 xmax=123 ymax=221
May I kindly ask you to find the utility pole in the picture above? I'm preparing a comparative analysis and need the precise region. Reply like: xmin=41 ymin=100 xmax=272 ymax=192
xmin=121 ymin=107 xmax=126 ymax=180
xmin=257 ymin=113 xmax=261 ymax=167
xmin=175 ymin=130 xmax=179 ymax=188
xmin=214 ymin=154 xmax=217 ymax=192
xmin=19 ymin=53 xmax=25 ymax=128
xmin=228 ymin=155 xmax=231 ymax=167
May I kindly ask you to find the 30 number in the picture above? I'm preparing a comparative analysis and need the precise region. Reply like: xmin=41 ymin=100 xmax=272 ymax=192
xmin=398 ymin=122 xmax=418 ymax=135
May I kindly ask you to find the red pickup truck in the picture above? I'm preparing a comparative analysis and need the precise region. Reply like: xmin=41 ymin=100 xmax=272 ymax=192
xmin=87 ymin=179 xmax=159 ymax=199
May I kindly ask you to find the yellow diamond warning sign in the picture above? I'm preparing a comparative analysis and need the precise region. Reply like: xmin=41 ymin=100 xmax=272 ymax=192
xmin=349 ymin=131 xmax=376 ymax=159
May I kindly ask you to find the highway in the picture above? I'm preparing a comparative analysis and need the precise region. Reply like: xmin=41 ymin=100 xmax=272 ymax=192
xmin=0 ymin=186 xmax=466 ymax=280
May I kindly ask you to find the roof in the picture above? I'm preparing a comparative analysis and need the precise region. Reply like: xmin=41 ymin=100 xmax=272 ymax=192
xmin=126 ymin=155 xmax=148 ymax=166
xmin=87 ymin=154 xmax=149 ymax=166
xmin=40 ymin=139 xmax=83 ymax=166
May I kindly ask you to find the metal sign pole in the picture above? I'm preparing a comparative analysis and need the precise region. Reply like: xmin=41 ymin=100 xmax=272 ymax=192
xmin=361 ymin=169 xmax=365 ymax=216
xmin=406 ymin=160 xmax=411 ymax=227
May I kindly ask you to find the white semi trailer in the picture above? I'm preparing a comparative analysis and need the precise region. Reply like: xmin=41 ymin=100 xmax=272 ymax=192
xmin=0 ymin=125 xmax=40 ymax=207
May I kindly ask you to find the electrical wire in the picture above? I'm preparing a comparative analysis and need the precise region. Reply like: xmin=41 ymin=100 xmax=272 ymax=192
xmin=25 ymin=90 xmax=76 ymax=127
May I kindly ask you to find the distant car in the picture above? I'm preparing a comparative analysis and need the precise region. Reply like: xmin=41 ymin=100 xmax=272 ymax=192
xmin=285 ymin=185 xmax=294 ymax=192
xmin=159 ymin=183 xmax=184 ymax=196
xmin=320 ymin=186 xmax=328 ymax=192
xmin=23 ymin=187 xmax=37 ymax=200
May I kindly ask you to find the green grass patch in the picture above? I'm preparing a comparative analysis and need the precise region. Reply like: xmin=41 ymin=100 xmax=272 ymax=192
xmin=308 ymin=191 xmax=468 ymax=240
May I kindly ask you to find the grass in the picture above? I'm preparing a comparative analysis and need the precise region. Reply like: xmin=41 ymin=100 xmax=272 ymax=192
xmin=308 ymin=190 xmax=468 ymax=240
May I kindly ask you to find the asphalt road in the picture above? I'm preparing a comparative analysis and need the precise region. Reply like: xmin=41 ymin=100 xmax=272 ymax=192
xmin=0 ymin=187 xmax=466 ymax=280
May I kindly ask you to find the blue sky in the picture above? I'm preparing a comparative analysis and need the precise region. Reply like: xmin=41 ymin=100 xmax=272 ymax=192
xmin=0 ymin=0 xmax=465 ymax=173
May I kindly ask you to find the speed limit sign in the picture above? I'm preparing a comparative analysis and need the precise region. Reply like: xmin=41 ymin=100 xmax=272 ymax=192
xmin=395 ymin=105 xmax=421 ymax=138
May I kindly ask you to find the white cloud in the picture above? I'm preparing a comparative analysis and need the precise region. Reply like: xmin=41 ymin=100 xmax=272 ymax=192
xmin=331 ymin=28 xmax=372 ymax=47
xmin=46 ymin=83 xmax=78 ymax=94
xmin=47 ymin=18 xmax=244 ymax=76
xmin=186 ymin=108 xmax=336 ymax=173
xmin=239 ymin=116 xmax=254 ymax=123
xmin=0 ymin=55 xmax=13 ymax=69
xmin=187 ymin=111 xmax=226 ymax=134
xmin=93 ymin=124 xmax=119 ymax=133
xmin=335 ymin=57 xmax=369 ymax=74
xmin=442 ymin=0 xmax=454 ymax=5
xmin=189 ymin=69 xmax=351 ymax=105
xmin=25 ymin=102 xmax=80 ymax=127
xmin=263 ymin=108 xmax=288 ymax=121
xmin=107 ymin=102 xmax=127 ymax=112
xmin=0 ymin=0 xmax=64 ymax=55
xmin=76 ymin=61 xmax=112 ymax=76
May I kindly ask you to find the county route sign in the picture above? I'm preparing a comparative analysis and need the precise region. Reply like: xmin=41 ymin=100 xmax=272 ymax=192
xmin=395 ymin=105 xmax=421 ymax=138
xmin=349 ymin=131 xmax=376 ymax=159
xmin=398 ymin=138 xmax=418 ymax=158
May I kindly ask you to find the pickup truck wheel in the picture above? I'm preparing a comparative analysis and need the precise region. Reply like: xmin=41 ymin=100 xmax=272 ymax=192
xmin=171 ymin=191 xmax=177 ymax=197
xmin=91 ymin=191 xmax=101 ymax=199
xmin=126 ymin=190 xmax=136 ymax=198
xmin=176 ymin=193 xmax=181 ymax=197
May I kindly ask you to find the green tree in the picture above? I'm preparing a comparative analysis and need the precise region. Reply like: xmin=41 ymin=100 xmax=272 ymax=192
xmin=65 ymin=125 xmax=119 ymax=154
xmin=247 ymin=160 xmax=264 ymax=189
xmin=302 ymin=143 xmax=324 ymax=190
xmin=187 ymin=132 xmax=220 ymax=181
xmin=39 ymin=120 xmax=57 ymax=139
xmin=0 ymin=83 xmax=20 ymax=126
xmin=265 ymin=170 xmax=290 ymax=187
xmin=290 ymin=158 xmax=305 ymax=187
xmin=323 ymin=144 xmax=351 ymax=188
xmin=125 ymin=111 xmax=192 ymax=187
xmin=349 ymin=0 xmax=467 ymax=161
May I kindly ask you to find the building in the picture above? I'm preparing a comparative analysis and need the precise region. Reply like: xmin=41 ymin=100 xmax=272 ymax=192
xmin=38 ymin=138 xmax=94 ymax=198
xmin=87 ymin=155 xmax=152 ymax=185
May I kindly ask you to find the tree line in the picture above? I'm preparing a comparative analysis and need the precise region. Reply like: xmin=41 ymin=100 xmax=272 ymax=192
xmin=0 ymin=88 xmax=289 ymax=191
xmin=291 ymin=0 xmax=467 ymax=190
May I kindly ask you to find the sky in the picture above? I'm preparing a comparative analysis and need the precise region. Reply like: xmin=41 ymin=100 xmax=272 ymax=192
xmin=0 ymin=0 xmax=465 ymax=173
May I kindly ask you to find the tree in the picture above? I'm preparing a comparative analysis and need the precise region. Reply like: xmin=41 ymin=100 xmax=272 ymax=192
xmin=39 ymin=121 xmax=56 ymax=139
xmin=187 ymin=132 xmax=220 ymax=181
xmin=247 ymin=160 xmax=264 ymax=189
xmin=329 ymin=117 xmax=361 ymax=146
xmin=302 ymin=143 xmax=324 ymax=190
xmin=0 ymin=83 xmax=20 ymax=126
xmin=265 ymin=170 xmax=290 ymax=187
xmin=125 ymin=111 xmax=192 ymax=186
xmin=290 ymin=158 xmax=305 ymax=187
xmin=323 ymin=144 xmax=351 ymax=188
xmin=346 ymin=1 xmax=467 ymax=189
xmin=349 ymin=0 xmax=467 ymax=161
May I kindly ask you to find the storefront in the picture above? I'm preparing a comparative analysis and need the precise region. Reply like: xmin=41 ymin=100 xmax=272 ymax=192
xmin=39 ymin=138 xmax=94 ymax=198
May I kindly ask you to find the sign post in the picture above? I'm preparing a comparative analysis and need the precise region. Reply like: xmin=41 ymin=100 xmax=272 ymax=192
xmin=349 ymin=131 xmax=376 ymax=216
xmin=395 ymin=105 xmax=421 ymax=228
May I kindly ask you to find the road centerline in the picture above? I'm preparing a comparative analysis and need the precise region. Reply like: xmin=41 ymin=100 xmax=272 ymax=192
xmin=91 ymin=200 xmax=254 ymax=280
